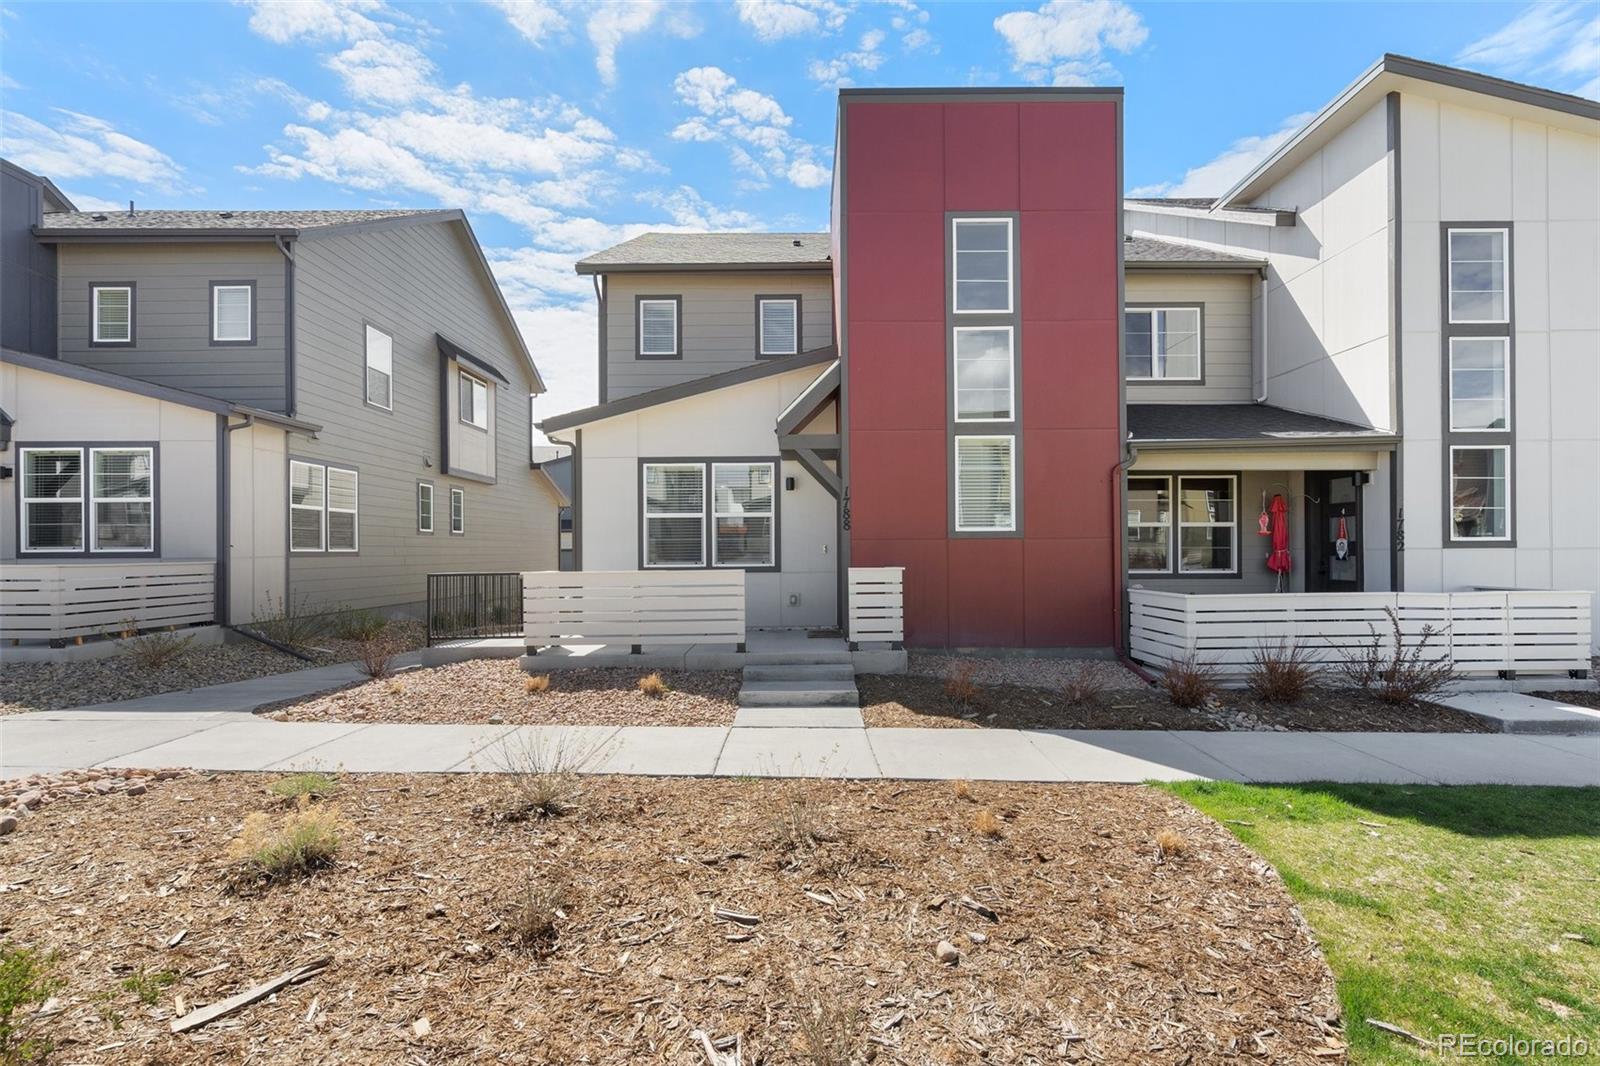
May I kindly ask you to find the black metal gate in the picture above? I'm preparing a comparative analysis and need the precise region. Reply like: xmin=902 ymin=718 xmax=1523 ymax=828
xmin=426 ymin=572 xmax=523 ymax=646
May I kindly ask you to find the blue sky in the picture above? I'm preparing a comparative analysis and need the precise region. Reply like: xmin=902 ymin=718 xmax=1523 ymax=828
xmin=2 ymin=0 xmax=1596 ymax=427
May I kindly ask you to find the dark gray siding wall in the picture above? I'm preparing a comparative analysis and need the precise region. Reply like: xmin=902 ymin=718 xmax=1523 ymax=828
xmin=56 ymin=242 xmax=287 ymax=409
xmin=604 ymin=271 xmax=834 ymax=400
xmin=288 ymin=219 xmax=555 ymax=614
xmin=1 ymin=168 xmax=58 ymax=356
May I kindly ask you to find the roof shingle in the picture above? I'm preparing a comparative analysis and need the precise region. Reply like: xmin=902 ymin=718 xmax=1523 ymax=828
xmin=577 ymin=232 xmax=830 ymax=273
xmin=37 ymin=209 xmax=448 ymax=233
xmin=1129 ymin=403 xmax=1395 ymax=445
xmin=1123 ymin=235 xmax=1265 ymax=267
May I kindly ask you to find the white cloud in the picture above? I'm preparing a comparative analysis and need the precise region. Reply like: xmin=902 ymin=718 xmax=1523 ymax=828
xmin=734 ymin=0 xmax=849 ymax=41
xmin=0 ymin=108 xmax=186 ymax=190
xmin=993 ymin=0 xmax=1147 ymax=85
xmin=1456 ymin=2 xmax=1600 ymax=101
xmin=1128 ymin=112 xmax=1314 ymax=199
xmin=637 ymin=185 xmax=761 ymax=230
xmin=489 ymin=0 xmax=568 ymax=45
xmin=672 ymin=65 xmax=830 ymax=188
xmin=887 ymin=0 xmax=935 ymax=50
xmin=587 ymin=0 xmax=698 ymax=86
xmin=808 ymin=27 xmax=887 ymax=88
xmin=242 ymin=0 xmax=385 ymax=43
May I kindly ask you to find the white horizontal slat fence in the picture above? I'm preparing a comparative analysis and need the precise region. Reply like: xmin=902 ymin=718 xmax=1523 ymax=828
xmin=0 ymin=561 xmax=216 ymax=643
xmin=847 ymin=567 xmax=904 ymax=647
xmin=523 ymin=570 xmax=745 ymax=650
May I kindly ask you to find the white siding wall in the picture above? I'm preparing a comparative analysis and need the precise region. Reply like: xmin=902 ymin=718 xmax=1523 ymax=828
xmin=227 ymin=420 xmax=287 ymax=624
xmin=578 ymin=366 xmax=838 ymax=628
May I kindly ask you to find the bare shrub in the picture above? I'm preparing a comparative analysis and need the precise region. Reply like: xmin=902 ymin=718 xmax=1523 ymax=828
xmin=951 ymin=779 xmax=974 ymax=802
xmin=1162 ymin=652 xmax=1220 ymax=708
xmin=1060 ymin=665 xmax=1107 ymax=706
xmin=490 ymin=731 xmax=605 ymax=822
xmin=793 ymin=992 xmax=857 ymax=1066
xmin=1246 ymin=640 xmax=1318 ymax=704
xmin=636 ymin=672 xmax=668 ymax=698
xmin=508 ymin=871 xmax=570 ymax=956
xmin=770 ymin=781 xmax=842 ymax=860
xmin=118 ymin=626 xmax=196 ymax=671
xmin=356 ymin=635 xmax=399 ymax=679
xmin=525 ymin=673 xmax=551 ymax=695
xmin=250 ymin=591 xmax=328 ymax=650
xmin=973 ymin=809 xmax=1004 ymax=839
xmin=1336 ymin=608 xmax=1458 ymax=704
xmin=944 ymin=661 xmax=980 ymax=706
xmin=1155 ymin=829 xmax=1189 ymax=861
xmin=227 ymin=798 xmax=345 ymax=883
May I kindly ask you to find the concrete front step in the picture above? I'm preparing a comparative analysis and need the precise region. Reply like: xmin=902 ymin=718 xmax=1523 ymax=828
xmin=732 ymin=706 xmax=866 ymax=728
xmin=739 ymin=680 xmax=861 ymax=707
xmin=1436 ymin=692 xmax=1600 ymax=735
xmin=742 ymin=663 xmax=857 ymax=682
xmin=739 ymin=650 xmax=855 ymax=666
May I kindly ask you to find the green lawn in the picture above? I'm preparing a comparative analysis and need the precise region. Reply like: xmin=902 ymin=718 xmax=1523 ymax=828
xmin=1163 ymin=781 xmax=1600 ymax=1065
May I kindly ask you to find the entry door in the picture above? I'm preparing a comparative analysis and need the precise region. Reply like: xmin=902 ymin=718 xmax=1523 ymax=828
xmin=1306 ymin=472 xmax=1361 ymax=593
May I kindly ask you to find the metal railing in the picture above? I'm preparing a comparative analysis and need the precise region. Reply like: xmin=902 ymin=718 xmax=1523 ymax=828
xmin=425 ymin=572 xmax=524 ymax=646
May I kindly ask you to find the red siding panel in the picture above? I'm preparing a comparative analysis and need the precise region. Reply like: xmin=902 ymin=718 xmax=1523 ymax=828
xmin=847 ymin=321 xmax=946 ymax=430
xmin=1022 ymin=321 xmax=1120 ymax=430
xmin=847 ymin=428 xmax=947 ymax=541
xmin=942 ymin=103 xmax=1020 ymax=211
xmin=947 ymin=539 xmax=1026 ymax=646
xmin=844 ymin=104 xmax=944 ymax=214
xmin=1019 ymin=101 xmax=1119 ymax=210
xmin=844 ymin=211 xmax=945 ymax=324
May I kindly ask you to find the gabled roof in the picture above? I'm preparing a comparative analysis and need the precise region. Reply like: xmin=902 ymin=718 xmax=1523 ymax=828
xmin=1123 ymin=235 xmax=1267 ymax=270
xmin=576 ymin=232 xmax=831 ymax=274
xmin=35 ymin=208 xmax=451 ymax=237
xmin=1 ymin=159 xmax=76 ymax=213
xmin=1128 ymin=403 xmax=1397 ymax=447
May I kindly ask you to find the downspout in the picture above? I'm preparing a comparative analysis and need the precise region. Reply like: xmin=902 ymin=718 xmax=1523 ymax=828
xmin=1255 ymin=266 xmax=1269 ymax=403
xmin=274 ymin=236 xmax=296 ymax=417
xmin=1111 ymin=440 xmax=1139 ymax=658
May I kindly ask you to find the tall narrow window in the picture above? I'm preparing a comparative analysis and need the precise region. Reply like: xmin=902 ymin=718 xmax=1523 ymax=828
xmin=642 ymin=462 xmax=705 ymax=567
xmin=952 ymin=219 xmax=1013 ymax=313
xmin=327 ymin=467 xmax=358 ymax=552
xmin=1125 ymin=307 xmax=1201 ymax=381
xmin=1450 ymin=446 xmax=1510 ymax=541
xmin=1126 ymin=476 xmax=1173 ymax=573
xmin=953 ymin=326 xmax=1014 ymax=421
xmin=954 ymin=436 xmax=1015 ymax=532
xmin=289 ymin=460 xmax=326 ymax=552
xmin=90 ymin=447 xmax=154 ymax=552
xmin=20 ymin=448 xmax=84 ymax=552
xmin=459 ymin=370 xmax=489 ymax=429
xmin=450 ymin=487 xmax=465 ymax=534
xmin=712 ymin=462 xmax=775 ymax=567
xmin=1177 ymin=475 xmax=1237 ymax=574
xmin=365 ymin=325 xmax=393 ymax=410
xmin=418 ymin=482 xmax=434 ymax=534
xmin=638 ymin=298 xmax=680 ymax=357
xmin=1448 ymin=337 xmax=1510 ymax=431
xmin=1448 ymin=228 xmax=1509 ymax=324
xmin=757 ymin=297 xmax=798 ymax=356
xmin=92 ymin=285 xmax=133 ymax=344
xmin=211 ymin=283 xmax=253 ymax=343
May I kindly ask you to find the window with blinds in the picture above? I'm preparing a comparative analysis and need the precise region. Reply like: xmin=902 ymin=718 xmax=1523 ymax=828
xmin=638 ymin=298 xmax=679 ymax=357
xmin=20 ymin=448 xmax=85 ymax=552
xmin=712 ymin=462 xmax=775 ymax=567
xmin=954 ymin=326 xmax=1014 ymax=421
xmin=642 ymin=462 xmax=706 ymax=567
xmin=19 ymin=446 xmax=157 ymax=553
xmin=758 ymin=297 xmax=798 ymax=356
xmin=289 ymin=461 xmax=326 ymax=552
xmin=212 ymin=284 xmax=253 ymax=342
xmin=91 ymin=448 xmax=155 ymax=551
xmin=954 ymin=436 xmax=1015 ymax=532
xmin=92 ymin=285 xmax=133 ymax=344
xmin=327 ymin=467 xmax=359 ymax=552
xmin=365 ymin=324 xmax=393 ymax=410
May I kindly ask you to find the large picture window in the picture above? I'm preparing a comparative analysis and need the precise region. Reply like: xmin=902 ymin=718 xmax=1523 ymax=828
xmin=1450 ymin=446 xmax=1510 ymax=541
xmin=1124 ymin=473 xmax=1237 ymax=575
xmin=1125 ymin=307 xmax=1201 ymax=381
xmin=640 ymin=460 xmax=779 ymax=569
xmin=365 ymin=324 xmax=393 ymax=410
xmin=954 ymin=436 xmax=1015 ymax=532
xmin=20 ymin=445 xmax=155 ymax=554
xmin=1447 ymin=228 xmax=1508 ymax=324
xmin=642 ymin=462 xmax=706 ymax=567
xmin=953 ymin=326 xmax=1014 ymax=422
xmin=712 ymin=462 xmax=775 ymax=567
xmin=952 ymin=218 xmax=1013 ymax=313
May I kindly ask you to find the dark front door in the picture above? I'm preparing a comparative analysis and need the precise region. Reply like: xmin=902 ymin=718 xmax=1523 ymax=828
xmin=1305 ymin=472 xmax=1362 ymax=593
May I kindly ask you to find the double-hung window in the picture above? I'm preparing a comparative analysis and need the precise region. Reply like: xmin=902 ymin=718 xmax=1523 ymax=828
xmin=1445 ymin=225 xmax=1514 ymax=542
xmin=326 ymin=467 xmax=358 ymax=552
xmin=953 ymin=436 xmax=1015 ymax=532
xmin=211 ymin=283 xmax=254 ymax=343
xmin=712 ymin=462 xmax=775 ymax=567
xmin=92 ymin=285 xmax=133 ymax=344
xmin=640 ymin=461 xmax=778 ymax=568
xmin=450 ymin=487 xmax=465 ymax=535
xmin=952 ymin=219 xmax=1013 ymax=313
xmin=20 ymin=446 xmax=155 ymax=554
xmin=459 ymin=370 xmax=489 ymax=429
xmin=757 ymin=297 xmax=799 ymax=356
xmin=417 ymin=482 xmax=434 ymax=534
xmin=953 ymin=326 xmax=1014 ymax=422
xmin=365 ymin=324 xmax=393 ymax=410
xmin=290 ymin=460 xmax=358 ymax=552
xmin=638 ymin=297 xmax=680 ymax=357
xmin=90 ymin=448 xmax=155 ymax=551
xmin=642 ymin=462 xmax=706 ymax=567
xmin=1125 ymin=474 xmax=1237 ymax=575
xmin=1126 ymin=476 xmax=1173 ymax=573
xmin=20 ymin=448 xmax=85 ymax=552
xmin=1125 ymin=307 xmax=1201 ymax=381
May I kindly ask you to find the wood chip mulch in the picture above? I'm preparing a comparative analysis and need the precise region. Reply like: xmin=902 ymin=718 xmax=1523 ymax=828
xmin=261 ymin=661 xmax=740 ymax=726
xmin=860 ymin=673 xmax=1497 ymax=732
xmin=1 ymin=773 xmax=1346 ymax=1064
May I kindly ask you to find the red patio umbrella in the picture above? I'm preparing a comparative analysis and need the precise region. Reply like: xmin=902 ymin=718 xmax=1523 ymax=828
xmin=1266 ymin=494 xmax=1292 ymax=587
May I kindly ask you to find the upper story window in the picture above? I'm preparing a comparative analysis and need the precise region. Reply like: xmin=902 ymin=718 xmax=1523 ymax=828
xmin=1125 ymin=307 xmax=1201 ymax=381
xmin=1448 ymin=337 xmax=1510 ymax=432
xmin=1447 ymin=228 xmax=1509 ymax=324
xmin=1450 ymin=445 xmax=1510 ymax=541
xmin=19 ymin=446 xmax=156 ymax=555
xmin=637 ymin=296 xmax=681 ymax=358
xmin=211 ymin=283 xmax=254 ymax=343
xmin=954 ymin=435 xmax=1015 ymax=533
xmin=952 ymin=218 xmax=1013 ymax=314
xmin=365 ymin=325 xmax=393 ymax=410
xmin=953 ymin=326 xmax=1014 ymax=422
xmin=459 ymin=369 xmax=489 ymax=430
xmin=91 ymin=284 xmax=133 ymax=344
xmin=757 ymin=297 xmax=799 ymax=357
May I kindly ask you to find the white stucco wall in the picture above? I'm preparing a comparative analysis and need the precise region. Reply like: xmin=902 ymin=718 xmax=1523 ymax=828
xmin=226 ymin=420 xmax=288 ymax=624
xmin=577 ymin=365 xmax=838 ymax=628
xmin=0 ymin=361 xmax=218 ymax=562
xmin=1398 ymin=93 xmax=1600 ymax=643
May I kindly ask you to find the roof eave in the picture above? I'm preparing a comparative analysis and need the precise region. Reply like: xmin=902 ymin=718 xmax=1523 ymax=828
xmin=1131 ymin=434 xmax=1400 ymax=450
xmin=1124 ymin=260 xmax=1268 ymax=274
xmin=34 ymin=228 xmax=297 ymax=242
xmin=575 ymin=260 xmax=833 ymax=276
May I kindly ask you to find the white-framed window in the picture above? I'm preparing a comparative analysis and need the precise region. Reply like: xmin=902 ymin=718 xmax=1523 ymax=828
xmin=89 ymin=447 xmax=154 ymax=552
xmin=953 ymin=326 xmax=1014 ymax=422
xmin=712 ymin=462 xmax=775 ymax=567
xmin=758 ymin=297 xmax=798 ymax=356
xmin=1447 ymin=228 xmax=1509 ymax=324
xmin=642 ymin=462 xmax=706 ymax=567
xmin=450 ymin=486 xmax=465 ymax=535
xmin=289 ymin=460 xmax=326 ymax=552
xmin=327 ymin=466 xmax=358 ymax=552
xmin=638 ymin=298 xmax=679 ymax=357
xmin=19 ymin=447 xmax=85 ymax=552
xmin=364 ymin=324 xmax=393 ymax=410
xmin=1450 ymin=445 xmax=1511 ymax=541
xmin=1125 ymin=307 xmax=1202 ymax=381
xmin=418 ymin=482 xmax=434 ymax=534
xmin=92 ymin=285 xmax=133 ymax=344
xmin=954 ymin=435 xmax=1015 ymax=532
xmin=459 ymin=369 xmax=489 ymax=429
xmin=211 ymin=283 xmax=253 ymax=342
xmin=1448 ymin=336 xmax=1510 ymax=432
xmin=1126 ymin=475 xmax=1173 ymax=573
xmin=1176 ymin=475 xmax=1237 ymax=574
xmin=952 ymin=218 xmax=1013 ymax=314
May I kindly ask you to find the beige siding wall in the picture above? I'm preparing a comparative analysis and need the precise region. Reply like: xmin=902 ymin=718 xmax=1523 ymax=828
xmin=289 ymin=220 xmax=555 ymax=615
xmin=444 ymin=358 xmax=497 ymax=481
xmin=227 ymin=420 xmax=288 ymax=624
xmin=603 ymin=271 xmax=834 ymax=400
xmin=1124 ymin=272 xmax=1255 ymax=403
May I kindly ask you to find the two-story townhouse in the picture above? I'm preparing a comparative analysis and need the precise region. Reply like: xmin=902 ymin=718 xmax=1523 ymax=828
xmin=1123 ymin=55 xmax=1600 ymax=651
xmin=1 ymin=162 xmax=561 ymax=645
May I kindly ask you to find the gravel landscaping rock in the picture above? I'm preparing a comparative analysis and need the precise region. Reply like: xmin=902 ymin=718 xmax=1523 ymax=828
xmin=262 ymin=660 xmax=740 ymax=726
xmin=907 ymin=651 xmax=1146 ymax=691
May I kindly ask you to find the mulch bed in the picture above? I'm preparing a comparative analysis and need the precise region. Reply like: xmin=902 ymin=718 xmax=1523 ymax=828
xmin=262 ymin=661 xmax=740 ymax=726
xmin=1 ymin=773 xmax=1346 ymax=1064
xmin=859 ymin=674 xmax=1498 ymax=732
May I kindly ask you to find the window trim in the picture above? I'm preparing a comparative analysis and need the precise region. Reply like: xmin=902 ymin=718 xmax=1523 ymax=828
xmin=953 ymin=435 xmax=1017 ymax=534
xmin=1124 ymin=303 xmax=1205 ymax=384
xmin=288 ymin=459 xmax=327 ymax=554
xmin=209 ymin=280 xmax=256 ymax=346
xmin=90 ymin=283 xmax=135 ymax=346
xmin=1175 ymin=473 xmax=1239 ymax=575
xmin=755 ymin=294 xmax=801 ymax=358
xmin=325 ymin=465 xmax=359 ymax=553
xmin=635 ymin=295 xmax=683 ymax=360
xmin=952 ymin=324 xmax=1016 ymax=424
xmin=1447 ymin=335 xmax=1511 ymax=433
xmin=449 ymin=486 xmax=465 ymax=535
xmin=364 ymin=322 xmax=394 ymax=412
xmin=88 ymin=446 xmax=157 ymax=554
xmin=711 ymin=461 xmax=777 ymax=569
xmin=17 ymin=442 xmax=161 ymax=557
xmin=1126 ymin=474 xmax=1174 ymax=575
xmin=951 ymin=217 xmax=1014 ymax=315
xmin=1446 ymin=226 xmax=1511 ymax=326
xmin=637 ymin=458 xmax=781 ymax=572
xmin=458 ymin=368 xmax=490 ymax=430
xmin=640 ymin=460 xmax=707 ymax=569
xmin=1448 ymin=444 xmax=1513 ymax=543
xmin=417 ymin=480 xmax=434 ymax=534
